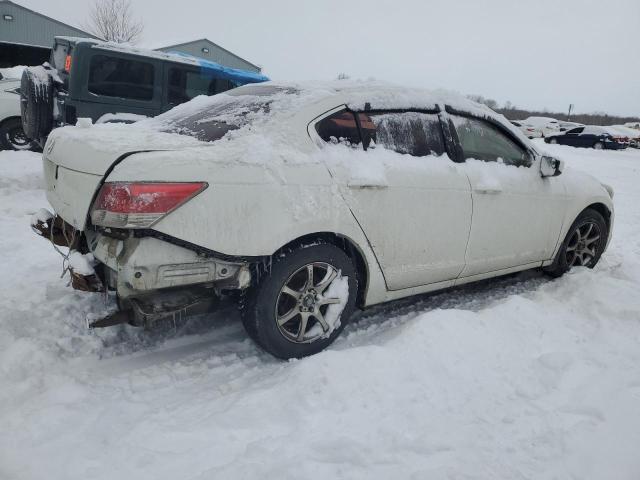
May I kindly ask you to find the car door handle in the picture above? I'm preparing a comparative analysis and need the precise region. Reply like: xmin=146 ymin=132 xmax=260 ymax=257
xmin=347 ymin=183 xmax=388 ymax=190
xmin=474 ymin=187 xmax=502 ymax=194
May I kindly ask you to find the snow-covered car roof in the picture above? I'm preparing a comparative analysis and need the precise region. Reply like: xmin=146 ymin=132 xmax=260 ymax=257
xmin=141 ymin=80 xmax=532 ymax=147
xmin=525 ymin=116 xmax=560 ymax=126
xmin=54 ymin=36 xmax=269 ymax=85
xmin=581 ymin=126 xmax=621 ymax=136
xmin=610 ymin=125 xmax=640 ymax=138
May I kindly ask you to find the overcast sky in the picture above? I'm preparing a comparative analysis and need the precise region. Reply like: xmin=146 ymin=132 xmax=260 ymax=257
xmin=18 ymin=0 xmax=640 ymax=116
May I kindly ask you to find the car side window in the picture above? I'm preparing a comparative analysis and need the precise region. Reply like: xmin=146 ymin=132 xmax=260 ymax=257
xmin=451 ymin=116 xmax=532 ymax=167
xmin=358 ymin=112 xmax=446 ymax=157
xmin=315 ymin=110 xmax=361 ymax=147
xmin=567 ymin=127 xmax=584 ymax=134
xmin=88 ymin=55 xmax=155 ymax=101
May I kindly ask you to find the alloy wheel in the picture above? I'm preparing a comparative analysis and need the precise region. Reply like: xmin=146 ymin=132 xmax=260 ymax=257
xmin=565 ymin=221 xmax=601 ymax=268
xmin=275 ymin=262 xmax=343 ymax=343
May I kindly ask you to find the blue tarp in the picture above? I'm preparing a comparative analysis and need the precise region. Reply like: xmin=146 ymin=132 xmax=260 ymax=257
xmin=167 ymin=51 xmax=269 ymax=85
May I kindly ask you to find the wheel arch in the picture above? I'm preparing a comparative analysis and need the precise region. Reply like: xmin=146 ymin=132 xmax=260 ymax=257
xmin=0 ymin=115 xmax=21 ymax=129
xmin=584 ymin=202 xmax=612 ymax=232
xmin=271 ymin=232 xmax=370 ymax=308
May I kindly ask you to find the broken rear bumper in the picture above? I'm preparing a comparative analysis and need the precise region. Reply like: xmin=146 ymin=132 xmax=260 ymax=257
xmin=33 ymin=210 xmax=253 ymax=328
xmin=86 ymin=230 xmax=251 ymax=299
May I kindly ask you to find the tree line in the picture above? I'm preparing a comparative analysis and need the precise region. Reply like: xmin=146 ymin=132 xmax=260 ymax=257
xmin=467 ymin=95 xmax=639 ymax=126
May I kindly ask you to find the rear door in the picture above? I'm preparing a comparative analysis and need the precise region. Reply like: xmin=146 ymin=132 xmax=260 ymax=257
xmin=447 ymin=112 xmax=566 ymax=277
xmin=312 ymin=108 xmax=472 ymax=290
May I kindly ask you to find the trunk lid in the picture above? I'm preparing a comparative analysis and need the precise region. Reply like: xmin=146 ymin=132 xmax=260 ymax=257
xmin=43 ymin=124 xmax=205 ymax=230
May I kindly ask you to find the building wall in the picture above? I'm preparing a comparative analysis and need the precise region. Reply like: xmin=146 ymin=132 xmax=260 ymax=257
xmin=0 ymin=1 xmax=94 ymax=48
xmin=157 ymin=39 xmax=261 ymax=73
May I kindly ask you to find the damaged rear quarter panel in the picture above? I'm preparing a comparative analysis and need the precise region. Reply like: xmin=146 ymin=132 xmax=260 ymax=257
xmin=105 ymin=150 xmax=371 ymax=258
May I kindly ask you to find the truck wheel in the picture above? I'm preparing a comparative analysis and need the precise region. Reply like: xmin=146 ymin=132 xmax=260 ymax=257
xmin=242 ymin=243 xmax=358 ymax=359
xmin=0 ymin=118 xmax=38 ymax=151
xmin=20 ymin=68 xmax=54 ymax=141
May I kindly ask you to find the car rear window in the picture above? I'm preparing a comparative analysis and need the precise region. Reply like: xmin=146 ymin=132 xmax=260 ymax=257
xmin=158 ymin=86 xmax=298 ymax=142
xmin=88 ymin=55 xmax=155 ymax=101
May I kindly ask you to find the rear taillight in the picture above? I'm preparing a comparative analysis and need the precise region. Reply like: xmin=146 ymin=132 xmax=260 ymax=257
xmin=64 ymin=54 xmax=72 ymax=72
xmin=91 ymin=182 xmax=207 ymax=229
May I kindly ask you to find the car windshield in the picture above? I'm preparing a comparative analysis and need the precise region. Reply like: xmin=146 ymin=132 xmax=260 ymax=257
xmin=157 ymin=85 xmax=299 ymax=142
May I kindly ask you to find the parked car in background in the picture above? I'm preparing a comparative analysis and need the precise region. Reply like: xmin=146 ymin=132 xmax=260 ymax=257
xmin=611 ymin=125 xmax=640 ymax=148
xmin=32 ymin=82 xmax=614 ymax=359
xmin=523 ymin=116 xmax=561 ymax=137
xmin=558 ymin=121 xmax=584 ymax=132
xmin=511 ymin=120 xmax=542 ymax=138
xmin=20 ymin=36 xmax=269 ymax=146
xmin=624 ymin=121 xmax=640 ymax=130
xmin=0 ymin=70 xmax=38 ymax=150
xmin=545 ymin=126 xmax=628 ymax=150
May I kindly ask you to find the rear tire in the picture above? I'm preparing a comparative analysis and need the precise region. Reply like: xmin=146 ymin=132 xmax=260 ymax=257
xmin=544 ymin=208 xmax=607 ymax=278
xmin=549 ymin=138 xmax=558 ymax=144
xmin=593 ymin=141 xmax=604 ymax=150
xmin=0 ymin=118 xmax=38 ymax=151
xmin=242 ymin=243 xmax=358 ymax=359
xmin=20 ymin=68 xmax=54 ymax=142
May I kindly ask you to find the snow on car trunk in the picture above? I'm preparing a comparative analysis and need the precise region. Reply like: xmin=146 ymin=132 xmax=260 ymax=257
xmin=42 ymin=123 xmax=205 ymax=229
xmin=1 ymin=143 xmax=640 ymax=479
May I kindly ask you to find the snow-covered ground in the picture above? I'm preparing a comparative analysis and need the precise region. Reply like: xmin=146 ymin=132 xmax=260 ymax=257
xmin=1 ymin=142 xmax=640 ymax=479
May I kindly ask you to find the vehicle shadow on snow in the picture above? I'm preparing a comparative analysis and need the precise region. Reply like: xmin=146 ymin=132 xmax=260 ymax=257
xmin=337 ymin=269 xmax=548 ymax=348
xmin=95 ymin=269 xmax=550 ymax=364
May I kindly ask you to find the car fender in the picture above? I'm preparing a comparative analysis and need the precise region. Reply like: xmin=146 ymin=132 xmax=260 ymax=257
xmin=547 ymin=168 xmax=614 ymax=262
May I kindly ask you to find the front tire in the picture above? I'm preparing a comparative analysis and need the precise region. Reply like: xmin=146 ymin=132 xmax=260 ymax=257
xmin=544 ymin=208 xmax=607 ymax=278
xmin=549 ymin=138 xmax=558 ymax=144
xmin=594 ymin=141 xmax=604 ymax=150
xmin=242 ymin=243 xmax=358 ymax=359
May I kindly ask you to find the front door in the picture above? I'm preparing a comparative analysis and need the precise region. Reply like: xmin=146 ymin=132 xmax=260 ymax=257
xmin=448 ymin=114 xmax=566 ymax=277
xmin=312 ymin=109 xmax=473 ymax=290
xmin=563 ymin=127 xmax=585 ymax=147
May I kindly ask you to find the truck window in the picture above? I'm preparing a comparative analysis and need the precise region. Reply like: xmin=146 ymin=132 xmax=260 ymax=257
xmin=168 ymin=67 xmax=237 ymax=104
xmin=88 ymin=55 xmax=154 ymax=101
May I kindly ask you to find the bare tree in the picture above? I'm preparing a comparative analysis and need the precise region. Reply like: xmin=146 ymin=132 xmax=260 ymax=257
xmin=85 ymin=0 xmax=144 ymax=44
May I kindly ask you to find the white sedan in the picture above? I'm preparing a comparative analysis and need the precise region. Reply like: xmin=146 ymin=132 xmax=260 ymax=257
xmin=34 ymin=82 xmax=614 ymax=359
xmin=523 ymin=116 xmax=562 ymax=137
xmin=511 ymin=120 xmax=543 ymax=138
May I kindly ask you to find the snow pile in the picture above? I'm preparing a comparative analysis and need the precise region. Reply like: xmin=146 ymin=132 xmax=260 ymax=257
xmin=321 ymin=274 xmax=349 ymax=334
xmin=0 ymin=65 xmax=26 ymax=80
xmin=96 ymin=113 xmax=149 ymax=124
xmin=1 ymin=144 xmax=640 ymax=479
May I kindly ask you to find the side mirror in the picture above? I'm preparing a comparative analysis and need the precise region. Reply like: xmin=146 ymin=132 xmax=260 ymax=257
xmin=541 ymin=156 xmax=563 ymax=177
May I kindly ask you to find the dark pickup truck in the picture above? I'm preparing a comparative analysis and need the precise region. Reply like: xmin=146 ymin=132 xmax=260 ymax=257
xmin=20 ymin=36 xmax=269 ymax=145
